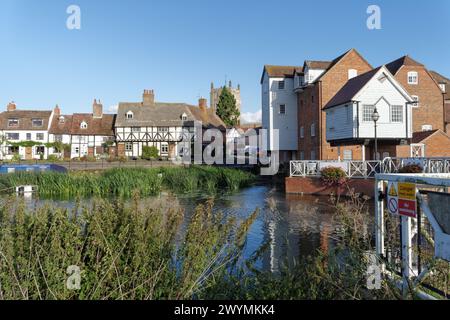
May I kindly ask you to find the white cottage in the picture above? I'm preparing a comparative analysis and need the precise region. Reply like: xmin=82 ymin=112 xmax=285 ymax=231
xmin=324 ymin=66 xmax=414 ymax=160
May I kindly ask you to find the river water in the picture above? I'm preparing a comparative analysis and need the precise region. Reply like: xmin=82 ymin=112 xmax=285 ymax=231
xmin=16 ymin=182 xmax=355 ymax=273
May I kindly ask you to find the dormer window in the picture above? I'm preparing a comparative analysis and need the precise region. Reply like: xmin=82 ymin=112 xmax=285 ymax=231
xmin=407 ymin=71 xmax=418 ymax=85
xmin=8 ymin=118 xmax=19 ymax=127
xmin=126 ymin=111 xmax=134 ymax=120
xmin=59 ymin=116 xmax=65 ymax=124
xmin=32 ymin=118 xmax=43 ymax=127
xmin=181 ymin=113 xmax=188 ymax=121
xmin=80 ymin=121 xmax=88 ymax=129
xmin=440 ymin=83 xmax=446 ymax=92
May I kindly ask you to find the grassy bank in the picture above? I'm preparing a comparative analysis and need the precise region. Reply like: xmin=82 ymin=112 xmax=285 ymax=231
xmin=0 ymin=166 xmax=255 ymax=197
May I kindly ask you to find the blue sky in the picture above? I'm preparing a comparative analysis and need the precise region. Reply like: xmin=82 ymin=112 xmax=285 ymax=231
xmin=1 ymin=0 xmax=449 ymax=122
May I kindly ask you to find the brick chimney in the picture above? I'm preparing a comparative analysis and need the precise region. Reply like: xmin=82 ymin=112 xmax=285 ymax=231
xmin=143 ymin=89 xmax=155 ymax=106
xmin=93 ymin=99 xmax=103 ymax=118
xmin=54 ymin=104 xmax=61 ymax=116
xmin=7 ymin=101 xmax=16 ymax=112
xmin=199 ymin=98 xmax=208 ymax=112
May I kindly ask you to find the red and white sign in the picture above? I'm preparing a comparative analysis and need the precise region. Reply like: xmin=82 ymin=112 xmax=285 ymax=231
xmin=398 ymin=199 xmax=417 ymax=218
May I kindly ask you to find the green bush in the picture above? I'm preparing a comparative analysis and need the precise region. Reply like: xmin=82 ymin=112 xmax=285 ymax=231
xmin=142 ymin=146 xmax=159 ymax=160
xmin=320 ymin=167 xmax=348 ymax=187
xmin=47 ymin=154 xmax=60 ymax=162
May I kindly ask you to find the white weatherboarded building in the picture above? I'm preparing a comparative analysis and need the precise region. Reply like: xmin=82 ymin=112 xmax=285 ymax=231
xmin=261 ymin=65 xmax=300 ymax=163
xmin=324 ymin=66 xmax=414 ymax=158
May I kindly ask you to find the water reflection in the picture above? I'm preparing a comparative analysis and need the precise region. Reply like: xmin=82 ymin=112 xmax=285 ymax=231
xmin=7 ymin=183 xmax=347 ymax=273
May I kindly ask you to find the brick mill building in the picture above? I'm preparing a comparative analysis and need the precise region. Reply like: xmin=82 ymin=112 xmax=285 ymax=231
xmin=262 ymin=49 xmax=450 ymax=161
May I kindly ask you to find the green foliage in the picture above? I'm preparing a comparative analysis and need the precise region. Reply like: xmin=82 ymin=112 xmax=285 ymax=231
xmin=398 ymin=164 xmax=423 ymax=173
xmin=47 ymin=154 xmax=61 ymax=162
xmin=320 ymin=167 xmax=348 ymax=187
xmin=142 ymin=146 xmax=159 ymax=160
xmin=8 ymin=141 xmax=41 ymax=148
xmin=216 ymin=86 xmax=240 ymax=127
xmin=11 ymin=153 xmax=21 ymax=162
xmin=0 ymin=196 xmax=258 ymax=300
xmin=0 ymin=167 xmax=255 ymax=198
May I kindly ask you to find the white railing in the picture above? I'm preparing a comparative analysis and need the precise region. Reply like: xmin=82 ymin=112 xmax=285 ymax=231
xmin=290 ymin=157 xmax=450 ymax=179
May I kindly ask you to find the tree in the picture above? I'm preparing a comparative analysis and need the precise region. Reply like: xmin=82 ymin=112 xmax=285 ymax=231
xmin=142 ymin=146 xmax=159 ymax=160
xmin=216 ymin=86 xmax=240 ymax=127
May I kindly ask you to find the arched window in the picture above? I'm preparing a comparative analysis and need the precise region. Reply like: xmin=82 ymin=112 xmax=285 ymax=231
xmin=80 ymin=121 xmax=88 ymax=129
xmin=126 ymin=111 xmax=134 ymax=119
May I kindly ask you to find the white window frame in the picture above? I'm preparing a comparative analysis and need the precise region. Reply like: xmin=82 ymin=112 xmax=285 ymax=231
xmin=125 ymin=142 xmax=133 ymax=152
xmin=362 ymin=105 xmax=375 ymax=122
xmin=343 ymin=149 xmax=353 ymax=161
xmin=32 ymin=118 xmax=43 ymax=127
xmin=126 ymin=111 xmax=134 ymax=120
xmin=8 ymin=118 xmax=19 ymax=127
xmin=439 ymin=83 xmax=446 ymax=92
xmin=391 ymin=105 xmax=403 ymax=123
xmin=36 ymin=133 xmax=45 ymax=141
xmin=407 ymin=71 xmax=418 ymax=85
xmin=80 ymin=121 xmax=88 ymax=129
xmin=161 ymin=143 xmax=169 ymax=154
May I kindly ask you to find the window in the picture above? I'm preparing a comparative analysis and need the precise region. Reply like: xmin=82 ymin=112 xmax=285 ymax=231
xmin=125 ymin=143 xmax=133 ymax=151
xmin=279 ymin=104 xmax=286 ymax=115
xmin=311 ymin=95 xmax=314 ymax=103
xmin=126 ymin=111 xmax=134 ymax=119
xmin=54 ymin=135 xmax=63 ymax=142
xmin=8 ymin=118 xmax=19 ymax=127
xmin=310 ymin=150 xmax=316 ymax=160
xmin=278 ymin=81 xmax=285 ymax=90
xmin=7 ymin=146 xmax=19 ymax=155
xmin=35 ymin=146 xmax=45 ymax=155
xmin=59 ymin=116 xmax=65 ymax=124
xmin=391 ymin=105 xmax=403 ymax=123
xmin=343 ymin=150 xmax=353 ymax=161
xmin=161 ymin=143 xmax=169 ymax=154
xmin=74 ymin=147 xmax=80 ymax=154
xmin=422 ymin=125 xmax=433 ymax=131
xmin=362 ymin=105 xmax=375 ymax=122
xmin=6 ymin=133 xmax=19 ymax=140
xmin=157 ymin=127 xmax=169 ymax=133
xmin=407 ymin=71 xmax=418 ymax=84
xmin=131 ymin=127 xmax=141 ymax=132
xmin=26 ymin=133 xmax=32 ymax=140
xmin=310 ymin=123 xmax=316 ymax=137
xmin=36 ymin=133 xmax=44 ymax=140
xmin=300 ymin=126 xmax=304 ymax=138
xmin=348 ymin=69 xmax=358 ymax=79
xmin=411 ymin=95 xmax=419 ymax=107
xmin=181 ymin=113 xmax=188 ymax=121
xmin=299 ymin=151 xmax=304 ymax=160
xmin=439 ymin=83 xmax=446 ymax=92
xmin=32 ymin=119 xmax=43 ymax=127
xmin=80 ymin=121 xmax=88 ymax=129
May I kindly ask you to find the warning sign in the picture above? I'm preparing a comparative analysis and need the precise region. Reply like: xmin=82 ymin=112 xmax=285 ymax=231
xmin=398 ymin=183 xmax=416 ymax=201
xmin=387 ymin=182 xmax=399 ymax=215
xmin=398 ymin=199 xmax=417 ymax=218
xmin=387 ymin=182 xmax=417 ymax=218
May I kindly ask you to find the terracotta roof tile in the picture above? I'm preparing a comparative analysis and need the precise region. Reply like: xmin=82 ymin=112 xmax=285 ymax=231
xmin=0 ymin=110 xmax=52 ymax=130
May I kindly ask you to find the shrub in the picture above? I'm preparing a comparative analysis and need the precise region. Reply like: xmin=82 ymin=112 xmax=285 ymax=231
xmin=398 ymin=164 xmax=423 ymax=173
xmin=320 ymin=167 xmax=347 ymax=187
xmin=142 ymin=146 xmax=159 ymax=160
xmin=11 ymin=153 xmax=21 ymax=162
xmin=47 ymin=154 xmax=60 ymax=162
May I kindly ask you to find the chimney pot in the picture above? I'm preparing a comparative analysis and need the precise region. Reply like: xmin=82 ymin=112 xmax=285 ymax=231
xmin=93 ymin=98 xmax=103 ymax=118
xmin=7 ymin=101 xmax=16 ymax=112
xmin=143 ymin=89 xmax=155 ymax=106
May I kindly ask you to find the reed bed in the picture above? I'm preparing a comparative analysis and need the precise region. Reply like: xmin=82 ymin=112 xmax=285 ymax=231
xmin=0 ymin=195 xmax=258 ymax=300
xmin=0 ymin=166 xmax=255 ymax=198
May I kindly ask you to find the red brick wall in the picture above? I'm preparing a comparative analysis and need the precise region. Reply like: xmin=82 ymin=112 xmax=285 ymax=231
xmin=285 ymin=177 xmax=375 ymax=197
xmin=297 ymin=49 xmax=372 ymax=160
xmin=422 ymin=131 xmax=450 ymax=157
xmin=394 ymin=67 xmax=444 ymax=132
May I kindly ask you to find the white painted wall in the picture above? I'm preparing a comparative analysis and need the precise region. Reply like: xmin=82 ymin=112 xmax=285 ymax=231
xmin=261 ymin=72 xmax=298 ymax=152
xmin=326 ymin=70 xmax=413 ymax=141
